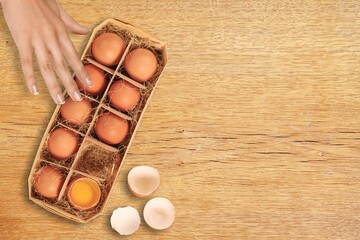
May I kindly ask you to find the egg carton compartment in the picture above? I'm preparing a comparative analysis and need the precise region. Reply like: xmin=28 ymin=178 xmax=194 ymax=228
xmin=73 ymin=137 xmax=124 ymax=180
xmin=101 ymin=76 xmax=151 ymax=125
xmin=74 ymin=63 xmax=113 ymax=102
xmin=54 ymin=94 xmax=99 ymax=134
xmin=40 ymin=124 xmax=84 ymax=168
xmin=117 ymin=37 xmax=166 ymax=89
xmin=88 ymin=107 xmax=132 ymax=150
xmin=51 ymin=172 xmax=112 ymax=221
xmin=83 ymin=24 xmax=134 ymax=70
xmin=30 ymin=161 xmax=69 ymax=204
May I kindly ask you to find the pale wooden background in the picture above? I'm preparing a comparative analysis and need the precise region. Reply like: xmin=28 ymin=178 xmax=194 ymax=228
xmin=1 ymin=0 xmax=360 ymax=239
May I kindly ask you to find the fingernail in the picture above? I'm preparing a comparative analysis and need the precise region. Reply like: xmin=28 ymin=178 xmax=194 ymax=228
xmin=56 ymin=94 xmax=65 ymax=105
xmin=74 ymin=91 xmax=83 ymax=101
xmin=31 ymin=84 xmax=39 ymax=95
xmin=85 ymin=76 xmax=93 ymax=87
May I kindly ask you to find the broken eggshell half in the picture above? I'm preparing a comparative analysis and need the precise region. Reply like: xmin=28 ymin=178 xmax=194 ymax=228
xmin=110 ymin=206 xmax=141 ymax=235
xmin=127 ymin=165 xmax=160 ymax=197
xmin=143 ymin=197 xmax=175 ymax=230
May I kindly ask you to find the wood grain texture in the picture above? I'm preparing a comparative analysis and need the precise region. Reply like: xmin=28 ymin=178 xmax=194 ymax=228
xmin=0 ymin=0 xmax=360 ymax=239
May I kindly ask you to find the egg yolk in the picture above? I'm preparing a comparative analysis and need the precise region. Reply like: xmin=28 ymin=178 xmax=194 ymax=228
xmin=69 ymin=178 xmax=100 ymax=209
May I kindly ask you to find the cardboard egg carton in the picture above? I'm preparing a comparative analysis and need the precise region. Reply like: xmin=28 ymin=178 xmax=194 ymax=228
xmin=28 ymin=18 xmax=167 ymax=223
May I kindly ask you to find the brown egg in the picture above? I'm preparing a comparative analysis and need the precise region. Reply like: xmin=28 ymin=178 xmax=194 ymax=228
xmin=48 ymin=127 xmax=78 ymax=160
xmin=60 ymin=97 xmax=92 ymax=126
xmin=124 ymin=48 xmax=158 ymax=83
xmin=95 ymin=112 xmax=129 ymax=145
xmin=34 ymin=165 xmax=64 ymax=199
xmin=92 ymin=33 xmax=125 ymax=66
xmin=76 ymin=64 xmax=107 ymax=96
xmin=108 ymin=80 xmax=141 ymax=112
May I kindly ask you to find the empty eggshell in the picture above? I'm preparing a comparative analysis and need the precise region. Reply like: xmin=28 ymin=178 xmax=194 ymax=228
xmin=110 ymin=206 xmax=141 ymax=235
xmin=128 ymin=166 xmax=160 ymax=197
xmin=143 ymin=197 xmax=175 ymax=230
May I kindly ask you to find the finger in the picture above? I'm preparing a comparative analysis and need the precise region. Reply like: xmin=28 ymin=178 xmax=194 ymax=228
xmin=46 ymin=40 xmax=83 ymax=102
xmin=58 ymin=32 xmax=93 ymax=87
xmin=34 ymin=44 xmax=65 ymax=105
xmin=18 ymin=45 xmax=38 ymax=95
xmin=57 ymin=5 xmax=90 ymax=35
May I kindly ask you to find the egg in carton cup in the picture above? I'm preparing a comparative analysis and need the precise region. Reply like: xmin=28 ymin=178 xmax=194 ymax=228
xmin=28 ymin=18 xmax=167 ymax=223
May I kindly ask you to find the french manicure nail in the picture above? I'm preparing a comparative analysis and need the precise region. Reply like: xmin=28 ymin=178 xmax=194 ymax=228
xmin=56 ymin=94 xmax=65 ymax=105
xmin=74 ymin=91 xmax=83 ymax=101
xmin=85 ymin=76 xmax=93 ymax=87
xmin=31 ymin=84 xmax=39 ymax=95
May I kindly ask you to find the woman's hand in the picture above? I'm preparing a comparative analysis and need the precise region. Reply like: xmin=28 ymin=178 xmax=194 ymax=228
xmin=0 ymin=0 xmax=93 ymax=104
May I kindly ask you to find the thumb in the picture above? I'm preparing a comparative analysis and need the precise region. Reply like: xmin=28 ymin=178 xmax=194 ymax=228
xmin=58 ymin=5 xmax=90 ymax=35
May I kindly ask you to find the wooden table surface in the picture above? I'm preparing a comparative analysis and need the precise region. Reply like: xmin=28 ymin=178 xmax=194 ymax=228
xmin=1 ymin=0 xmax=360 ymax=239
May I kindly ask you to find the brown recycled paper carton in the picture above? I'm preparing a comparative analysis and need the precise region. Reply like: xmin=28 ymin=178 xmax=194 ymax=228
xmin=28 ymin=18 xmax=167 ymax=223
